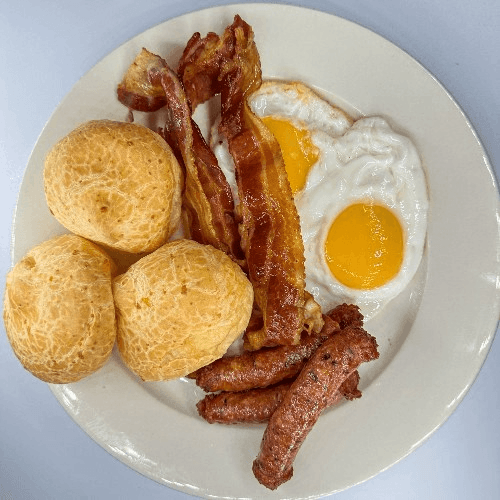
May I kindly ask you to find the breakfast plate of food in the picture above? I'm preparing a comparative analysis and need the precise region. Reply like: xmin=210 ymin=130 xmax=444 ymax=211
xmin=6 ymin=3 xmax=500 ymax=498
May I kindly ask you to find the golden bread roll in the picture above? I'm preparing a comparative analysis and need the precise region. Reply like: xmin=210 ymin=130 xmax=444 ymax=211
xmin=44 ymin=120 xmax=183 ymax=253
xmin=3 ymin=234 xmax=117 ymax=383
xmin=113 ymin=239 xmax=254 ymax=381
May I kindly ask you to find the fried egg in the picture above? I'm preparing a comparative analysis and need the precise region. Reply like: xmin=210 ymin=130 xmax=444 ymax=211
xmin=211 ymin=81 xmax=428 ymax=320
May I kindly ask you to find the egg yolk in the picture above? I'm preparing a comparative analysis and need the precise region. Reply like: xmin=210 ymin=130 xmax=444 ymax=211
xmin=261 ymin=116 xmax=318 ymax=194
xmin=325 ymin=203 xmax=404 ymax=290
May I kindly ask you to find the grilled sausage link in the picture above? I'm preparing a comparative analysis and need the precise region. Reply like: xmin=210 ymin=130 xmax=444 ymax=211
xmin=193 ymin=303 xmax=360 ymax=393
xmin=252 ymin=326 xmax=379 ymax=490
xmin=197 ymin=370 xmax=361 ymax=424
xmin=192 ymin=315 xmax=339 ymax=392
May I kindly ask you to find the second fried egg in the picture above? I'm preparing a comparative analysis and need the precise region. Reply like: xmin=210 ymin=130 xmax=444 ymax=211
xmin=211 ymin=81 xmax=428 ymax=320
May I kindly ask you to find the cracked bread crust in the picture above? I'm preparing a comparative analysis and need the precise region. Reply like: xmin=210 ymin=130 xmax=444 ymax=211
xmin=44 ymin=120 xmax=183 ymax=253
xmin=113 ymin=239 xmax=253 ymax=381
xmin=3 ymin=234 xmax=117 ymax=383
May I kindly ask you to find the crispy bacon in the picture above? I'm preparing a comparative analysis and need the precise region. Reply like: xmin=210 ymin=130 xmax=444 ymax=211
xmin=178 ymin=15 xmax=322 ymax=349
xmin=117 ymin=49 xmax=167 ymax=112
xmin=178 ymin=31 xmax=232 ymax=110
xmin=116 ymin=48 xmax=245 ymax=266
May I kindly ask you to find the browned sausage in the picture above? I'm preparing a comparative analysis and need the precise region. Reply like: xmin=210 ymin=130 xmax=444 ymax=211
xmin=326 ymin=303 xmax=364 ymax=330
xmin=197 ymin=381 xmax=293 ymax=424
xmin=197 ymin=370 xmax=362 ymax=425
xmin=192 ymin=315 xmax=340 ymax=392
xmin=252 ymin=326 xmax=379 ymax=490
xmin=192 ymin=303 xmax=359 ymax=393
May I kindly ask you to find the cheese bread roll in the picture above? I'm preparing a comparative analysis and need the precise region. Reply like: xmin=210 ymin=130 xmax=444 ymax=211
xmin=113 ymin=239 xmax=253 ymax=381
xmin=3 ymin=234 xmax=117 ymax=383
xmin=44 ymin=120 xmax=183 ymax=253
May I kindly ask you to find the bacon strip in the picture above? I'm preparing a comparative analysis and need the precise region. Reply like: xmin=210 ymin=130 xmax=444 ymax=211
xmin=179 ymin=15 xmax=322 ymax=349
xmin=252 ymin=326 xmax=379 ymax=490
xmin=177 ymin=31 xmax=232 ymax=111
xmin=116 ymin=48 xmax=245 ymax=266
xmin=197 ymin=370 xmax=361 ymax=425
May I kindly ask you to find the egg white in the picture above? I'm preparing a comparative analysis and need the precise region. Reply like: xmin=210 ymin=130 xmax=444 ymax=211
xmin=211 ymin=81 xmax=429 ymax=320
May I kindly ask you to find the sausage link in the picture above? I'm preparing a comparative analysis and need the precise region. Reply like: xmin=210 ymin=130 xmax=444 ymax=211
xmin=193 ymin=302 xmax=359 ymax=393
xmin=252 ymin=326 xmax=379 ymax=490
xmin=197 ymin=381 xmax=293 ymax=424
xmin=326 ymin=303 xmax=364 ymax=330
xmin=193 ymin=315 xmax=339 ymax=392
xmin=197 ymin=370 xmax=361 ymax=425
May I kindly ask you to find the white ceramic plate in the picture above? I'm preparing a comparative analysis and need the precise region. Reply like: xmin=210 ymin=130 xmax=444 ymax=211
xmin=11 ymin=4 xmax=500 ymax=499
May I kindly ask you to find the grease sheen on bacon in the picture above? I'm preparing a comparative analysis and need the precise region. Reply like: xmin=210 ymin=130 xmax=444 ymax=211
xmin=178 ymin=15 xmax=323 ymax=349
xmin=116 ymin=48 xmax=245 ymax=267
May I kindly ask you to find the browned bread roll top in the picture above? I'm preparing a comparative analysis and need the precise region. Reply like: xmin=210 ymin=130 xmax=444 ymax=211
xmin=44 ymin=120 xmax=183 ymax=254
xmin=113 ymin=239 xmax=254 ymax=381
xmin=3 ymin=234 xmax=117 ymax=383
